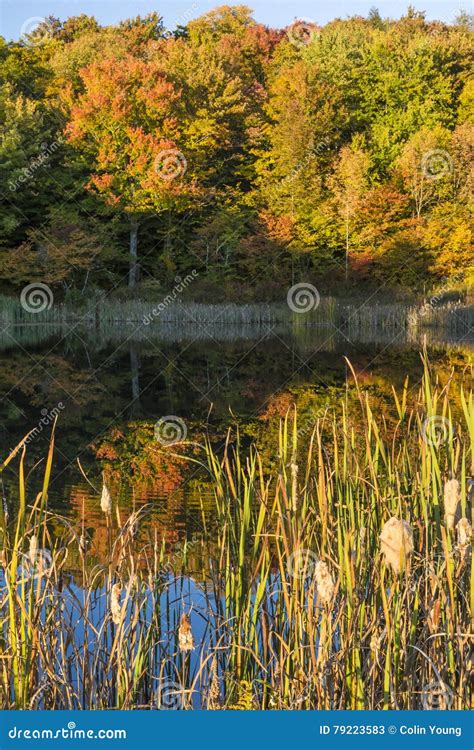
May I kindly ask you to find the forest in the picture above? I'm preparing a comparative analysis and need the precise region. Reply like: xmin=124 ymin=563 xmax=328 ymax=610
xmin=0 ymin=6 xmax=473 ymax=303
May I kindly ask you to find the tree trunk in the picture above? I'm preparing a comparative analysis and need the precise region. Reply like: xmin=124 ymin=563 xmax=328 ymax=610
xmin=129 ymin=219 xmax=139 ymax=288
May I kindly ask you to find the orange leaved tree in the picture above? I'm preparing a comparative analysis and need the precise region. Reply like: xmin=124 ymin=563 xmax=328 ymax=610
xmin=65 ymin=55 xmax=195 ymax=287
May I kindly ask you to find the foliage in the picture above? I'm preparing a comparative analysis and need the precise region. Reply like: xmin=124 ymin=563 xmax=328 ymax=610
xmin=0 ymin=7 xmax=472 ymax=297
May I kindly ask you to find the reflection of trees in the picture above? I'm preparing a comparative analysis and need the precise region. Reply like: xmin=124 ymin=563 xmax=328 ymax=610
xmin=0 ymin=354 xmax=106 ymax=407
xmin=64 ymin=479 xmax=215 ymax=575
xmin=1 ymin=336 xmax=471 ymax=525
xmin=1 ymin=339 xmax=471 ymax=584
xmin=129 ymin=344 xmax=141 ymax=418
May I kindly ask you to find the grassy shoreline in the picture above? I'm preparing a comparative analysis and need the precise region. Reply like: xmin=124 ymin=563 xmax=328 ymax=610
xmin=0 ymin=294 xmax=473 ymax=332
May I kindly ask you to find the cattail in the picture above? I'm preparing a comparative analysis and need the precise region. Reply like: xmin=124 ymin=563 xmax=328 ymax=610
xmin=129 ymin=515 xmax=139 ymax=539
xmin=2 ymin=485 xmax=8 ymax=525
xmin=100 ymin=482 xmax=112 ymax=514
xmin=290 ymin=461 xmax=298 ymax=512
xmin=29 ymin=535 xmax=39 ymax=565
xmin=208 ymin=657 xmax=220 ymax=710
xmin=178 ymin=613 xmax=194 ymax=652
xmin=110 ymin=583 xmax=122 ymax=625
xmin=370 ymin=628 xmax=382 ymax=654
xmin=380 ymin=517 xmax=414 ymax=574
xmin=444 ymin=478 xmax=460 ymax=530
xmin=456 ymin=517 xmax=472 ymax=553
xmin=428 ymin=598 xmax=441 ymax=634
xmin=79 ymin=533 xmax=87 ymax=554
xmin=314 ymin=560 xmax=334 ymax=604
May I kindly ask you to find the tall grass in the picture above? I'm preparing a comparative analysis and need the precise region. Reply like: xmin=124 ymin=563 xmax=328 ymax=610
xmin=0 ymin=298 xmax=472 ymax=354
xmin=0 ymin=360 xmax=472 ymax=709
xmin=0 ymin=291 xmax=472 ymax=333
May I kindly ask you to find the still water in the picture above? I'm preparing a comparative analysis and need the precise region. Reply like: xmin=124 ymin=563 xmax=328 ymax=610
xmin=1 ymin=318 xmax=472 ymax=563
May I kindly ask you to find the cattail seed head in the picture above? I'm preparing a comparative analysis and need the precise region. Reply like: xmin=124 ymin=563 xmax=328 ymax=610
xmin=178 ymin=613 xmax=194 ymax=652
xmin=456 ymin=517 xmax=472 ymax=551
xmin=208 ymin=657 xmax=220 ymax=710
xmin=100 ymin=482 xmax=112 ymax=514
xmin=29 ymin=535 xmax=39 ymax=565
xmin=110 ymin=583 xmax=122 ymax=625
xmin=380 ymin=517 xmax=414 ymax=574
xmin=444 ymin=478 xmax=460 ymax=530
xmin=314 ymin=560 xmax=334 ymax=604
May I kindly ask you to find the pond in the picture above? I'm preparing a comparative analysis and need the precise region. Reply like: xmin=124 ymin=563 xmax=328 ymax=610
xmin=0 ymin=315 xmax=472 ymax=554
xmin=0 ymin=310 xmax=472 ymax=709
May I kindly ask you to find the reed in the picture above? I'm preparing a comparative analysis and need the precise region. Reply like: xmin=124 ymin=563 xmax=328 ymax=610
xmin=0 ymin=359 xmax=472 ymax=709
xmin=0 ymin=291 xmax=472 ymax=334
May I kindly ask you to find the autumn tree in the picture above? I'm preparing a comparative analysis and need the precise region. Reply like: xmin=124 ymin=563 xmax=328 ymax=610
xmin=396 ymin=126 xmax=453 ymax=218
xmin=65 ymin=55 xmax=195 ymax=287
xmin=328 ymin=140 xmax=370 ymax=280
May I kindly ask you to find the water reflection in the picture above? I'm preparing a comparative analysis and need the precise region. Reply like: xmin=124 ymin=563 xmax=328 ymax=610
xmin=0 ymin=320 xmax=472 ymax=567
